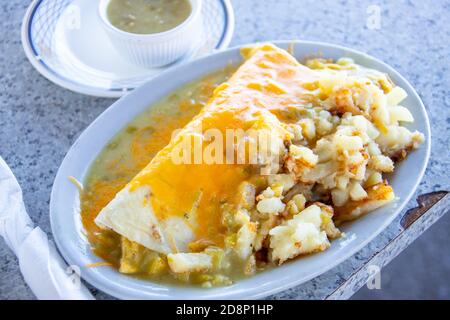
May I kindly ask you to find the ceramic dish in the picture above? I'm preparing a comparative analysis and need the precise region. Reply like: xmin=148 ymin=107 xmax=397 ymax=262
xmin=21 ymin=0 xmax=234 ymax=98
xmin=50 ymin=40 xmax=431 ymax=299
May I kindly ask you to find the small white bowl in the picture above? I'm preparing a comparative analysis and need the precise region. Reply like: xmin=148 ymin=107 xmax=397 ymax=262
xmin=98 ymin=0 xmax=203 ymax=68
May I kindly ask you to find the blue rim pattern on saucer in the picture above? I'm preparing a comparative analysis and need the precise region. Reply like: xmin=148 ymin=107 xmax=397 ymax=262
xmin=21 ymin=0 xmax=235 ymax=98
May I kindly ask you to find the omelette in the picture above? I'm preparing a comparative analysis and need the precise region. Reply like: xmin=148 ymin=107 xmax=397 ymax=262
xmin=95 ymin=44 xmax=318 ymax=254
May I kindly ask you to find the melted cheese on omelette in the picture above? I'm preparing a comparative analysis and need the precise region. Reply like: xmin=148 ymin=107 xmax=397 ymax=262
xmin=95 ymin=44 xmax=319 ymax=253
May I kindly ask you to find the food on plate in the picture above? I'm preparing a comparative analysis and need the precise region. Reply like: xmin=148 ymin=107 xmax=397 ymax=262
xmin=80 ymin=43 xmax=424 ymax=287
xmin=107 ymin=0 xmax=192 ymax=34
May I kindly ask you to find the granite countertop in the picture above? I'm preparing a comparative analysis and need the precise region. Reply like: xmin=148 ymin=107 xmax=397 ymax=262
xmin=1 ymin=0 xmax=449 ymax=299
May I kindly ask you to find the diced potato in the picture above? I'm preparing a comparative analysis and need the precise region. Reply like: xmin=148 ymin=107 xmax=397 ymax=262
xmin=389 ymin=106 xmax=414 ymax=123
xmin=334 ymin=135 xmax=363 ymax=151
xmin=119 ymin=237 xmax=145 ymax=274
xmin=269 ymin=205 xmax=330 ymax=264
xmin=366 ymin=121 xmax=381 ymax=140
xmin=335 ymin=183 xmax=395 ymax=222
xmin=257 ymin=197 xmax=286 ymax=215
xmin=211 ymin=274 xmax=233 ymax=286
xmin=319 ymin=172 xmax=335 ymax=189
xmin=367 ymin=141 xmax=382 ymax=156
xmin=284 ymin=123 xmax=304 ymax=142
xmin=289 ymin=145 xmax=318 ymax=165
xmin=244 ymin=255 xmax=257 ymax=276
xmin=349 ymin=182 xmax=368 ymax=201
xmin=315 ymin=202 xmax=341 ymax=239
xmin=271 ymin=184 xmax=284 ymax=197
xmin=386 ymin=86 xmax=407 ymax=106
xmin=254 ymin=214 xmax=279 ymax=251
xmin=347 ymin=151 xmax=365 ymax=166
xmin=336 ymin=175 xmax=350 ymax=190
xmin=167 ymin=253 xmax=212 ymax=273
xmin=316 ymin=117 xmax=334 ymax=136
xmin=197 ymin=274 xmax=233 ymax=287
xmin=412 ymin=131 xmax=425 ymax=147
xmin=376 ymin=126 xmax=424 ymax=158
xmin=233 ymin=208 xmax=251 ymax=227
xmin=261 ymin=187 xmax=275 ymax=198
xmin=298 ymin=118 xmax=316 ymax=140
xmin=371 ymin=91 xmax=390 ymax=126
xmin=286 ymin=200 xmax=300 ymax=216
xmin=368 ymin=154 xmax=394 ymax=172
xmin=120 ymin=237 xmax=169 ymax=275
xmin=292 ymin=194 xmax=307 ymax=211
xmin=296 ymin=205 xmax=323 ymax=227
xmin=332 ymin=87 xmax=363 ymax=116
xmin=147 ymin=256 xmax=168 ymax=275
xmin=301 ymin=161 xmax=337 ymax=182
xmin=236 ymin=181 xmax=256 ymax=210
xmin=268 ymin=174 xmax=296 ymax=193
xmin=204 ymin=247 xmax=225 ymax=271
xmin=235 ymin=222 xmax=257 ymax=260
xmin=331 ymin=188 xmax=349 ymax=207
xmin=365 ymin=171 xmax=383 ymax=188
xmin=285 ymin=193 xmax=307 ymax=218
xmin=314 ymin=139 xmax=334 ymax=163
xmin=349 ymin=115 xmax=368 ymax=131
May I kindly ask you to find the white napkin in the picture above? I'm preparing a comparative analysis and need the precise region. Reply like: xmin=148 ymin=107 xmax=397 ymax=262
xmin=0 ymin=156 xmax=94 ymax=300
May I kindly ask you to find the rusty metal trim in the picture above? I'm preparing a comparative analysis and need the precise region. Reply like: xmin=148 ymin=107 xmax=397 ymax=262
xmin=401 ymin=191 xmax=448 ymax=229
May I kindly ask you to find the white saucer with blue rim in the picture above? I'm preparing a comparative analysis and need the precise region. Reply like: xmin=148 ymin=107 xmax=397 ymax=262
xmin=21 ymin=0 xmax=234 ymax=98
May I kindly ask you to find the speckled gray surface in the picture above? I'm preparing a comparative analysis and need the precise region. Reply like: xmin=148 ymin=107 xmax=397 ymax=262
xmin=1 ymin=0 xmax=449 ymax=300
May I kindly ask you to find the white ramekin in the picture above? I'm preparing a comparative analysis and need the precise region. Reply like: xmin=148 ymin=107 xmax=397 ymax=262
xmin=98 ymin=0 xmax=203 ymax=68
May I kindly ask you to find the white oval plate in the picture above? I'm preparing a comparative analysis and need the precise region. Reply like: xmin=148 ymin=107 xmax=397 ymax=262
xmin=21 ymin=0 xmax=234 ymax=98
xmin=50 ymin=41 xmax=431 ymax=300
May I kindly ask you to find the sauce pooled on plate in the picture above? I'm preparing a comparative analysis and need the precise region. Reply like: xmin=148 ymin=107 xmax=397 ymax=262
xmin=107 ymin=0 xmax=192 ymax=34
